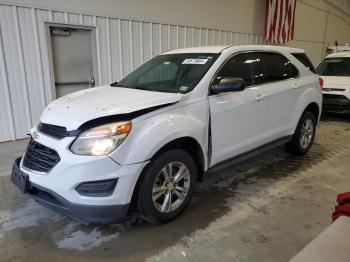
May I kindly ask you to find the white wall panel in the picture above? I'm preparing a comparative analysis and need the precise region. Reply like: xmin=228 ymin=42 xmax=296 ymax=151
xmin=0 ymin=5 xmax=32 ymax=139
xmin=17 ymin=7 xmax=45 ymax=125
xmin=0 ymin=22 xmax=15 ymax=141
xmin=0 ymin=3 xmax=263 ymax=142
xmin=36 ymin=9 xmax=53 ymax=105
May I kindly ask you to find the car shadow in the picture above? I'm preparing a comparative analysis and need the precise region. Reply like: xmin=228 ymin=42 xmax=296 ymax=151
xmin=0 ymin=122 xmax=343 ymax=261
xmin=321 ymin=112 xmax=350 ymax=123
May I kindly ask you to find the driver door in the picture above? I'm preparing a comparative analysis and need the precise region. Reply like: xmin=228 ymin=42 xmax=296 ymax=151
xmin=209 ymin=52 xmax=269 ymax=166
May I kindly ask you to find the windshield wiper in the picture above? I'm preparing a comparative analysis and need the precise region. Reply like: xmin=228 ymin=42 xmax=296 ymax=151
xmin=127 ymin=86 xmax=157 ymax=91
xmin=110 ymin=82 xmax=154 ymax=91
xmin=110 ymin=84 xmax=177 ymax=93
xmin=112 ymin=84 xmax=155 ymax=91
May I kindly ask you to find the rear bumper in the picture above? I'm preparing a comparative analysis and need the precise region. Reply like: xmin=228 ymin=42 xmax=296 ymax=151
xmin=322 ymin=94 xmax=350 ymax=114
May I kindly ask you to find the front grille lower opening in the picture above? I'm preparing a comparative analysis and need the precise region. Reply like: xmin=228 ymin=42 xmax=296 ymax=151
xmin=22 ymin=140 xmax=60 ymax=173
xmin=28 ymin=186 xmax=67 ymax=208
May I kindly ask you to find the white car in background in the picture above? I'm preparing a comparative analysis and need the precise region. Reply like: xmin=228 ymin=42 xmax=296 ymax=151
xmin=317 ymin=52 xmax=350 ymax=114
xmin=11 ymin=45 xmax=322 ymax=224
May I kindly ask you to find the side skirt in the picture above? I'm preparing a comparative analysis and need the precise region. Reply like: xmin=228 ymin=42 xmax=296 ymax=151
xmin=207 ymin=135 xmax=293 ymax=173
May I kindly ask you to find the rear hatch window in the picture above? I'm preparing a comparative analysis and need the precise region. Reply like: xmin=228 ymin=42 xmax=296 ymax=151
xmin=292 ymin=53 xmax=316 ymax=73
xmin=316 ymin=57 xmax=350 ymax=76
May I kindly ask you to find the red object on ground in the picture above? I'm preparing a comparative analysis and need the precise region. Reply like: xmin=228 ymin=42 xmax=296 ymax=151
xmin=332 ymin=192 xmax=350 ymax=222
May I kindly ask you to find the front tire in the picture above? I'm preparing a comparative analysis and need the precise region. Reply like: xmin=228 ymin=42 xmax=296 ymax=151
xmin=285 ymin=111 xmax=316 ymax=155
xmin=137 ymin=149 xmax=197 ymax=224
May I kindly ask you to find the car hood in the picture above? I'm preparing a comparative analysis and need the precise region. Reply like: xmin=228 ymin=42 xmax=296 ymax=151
xmin=321 ymin=76 xmax=350 ymax=89
xmin=40 ymin=86 xmax=183 ymax=130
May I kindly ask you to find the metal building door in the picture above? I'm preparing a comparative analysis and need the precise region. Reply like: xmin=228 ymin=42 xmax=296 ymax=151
xmin=50 ymin=27 xmax=95 ymax=98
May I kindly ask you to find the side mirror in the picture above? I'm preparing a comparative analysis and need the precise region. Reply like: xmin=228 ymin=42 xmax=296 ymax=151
xmin=210 ymin=77 xmax=246 ymax=94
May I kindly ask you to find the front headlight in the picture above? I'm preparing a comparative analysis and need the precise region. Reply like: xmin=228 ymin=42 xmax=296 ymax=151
xmin=70 ymin=121 xmax=131 ymax=156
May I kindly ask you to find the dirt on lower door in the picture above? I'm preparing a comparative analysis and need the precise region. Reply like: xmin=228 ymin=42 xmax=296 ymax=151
xmin=1 ymin=113 xmax=350 ymax=262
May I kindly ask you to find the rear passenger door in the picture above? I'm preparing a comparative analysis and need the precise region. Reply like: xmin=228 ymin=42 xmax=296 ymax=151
xmin=258 ymin=52 xmax=299 ymax=141
xmin=209 ymin=52 xmax=269 ymax=166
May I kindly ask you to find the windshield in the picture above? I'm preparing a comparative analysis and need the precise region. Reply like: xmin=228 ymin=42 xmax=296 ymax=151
xmin=113 ymin=53 xmax=219 ymax=93
xmin=316 ymin=57 xmax=350 ymax=76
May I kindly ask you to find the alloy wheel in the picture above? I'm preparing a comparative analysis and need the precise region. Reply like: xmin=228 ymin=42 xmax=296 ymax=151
xmin=300 ymin=118 xmax=314 ymax=149
xmin=152 ymin=161 xmax=191 ymax=213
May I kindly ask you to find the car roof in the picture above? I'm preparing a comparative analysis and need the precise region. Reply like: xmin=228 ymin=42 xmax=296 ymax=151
xmin=325 ymin=51 xmax=350 ymax=58
xmin=162 ymin=45 xmax=230 ymax=54
xmin=162 ymin=45 xmax=305 ymax=54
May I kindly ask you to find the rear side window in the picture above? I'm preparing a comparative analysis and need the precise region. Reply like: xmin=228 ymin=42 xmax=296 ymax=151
xmin=215 ymin=52 xmax=262 ymax=87
xmin=292 ymin=53 xmax=316 ymax=73
xmin=259 ymin=52 xmax=298 ymax=84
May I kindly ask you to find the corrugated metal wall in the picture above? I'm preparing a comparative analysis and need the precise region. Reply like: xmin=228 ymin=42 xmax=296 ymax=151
xmin=0 ymin=3 xmax=264 ymax=142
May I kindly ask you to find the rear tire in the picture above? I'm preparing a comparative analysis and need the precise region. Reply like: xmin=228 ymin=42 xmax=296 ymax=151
xmin=285 ymin=111 xmax=316 ymax=155
xmin=137 ymin=149 xmax=197 ymax=224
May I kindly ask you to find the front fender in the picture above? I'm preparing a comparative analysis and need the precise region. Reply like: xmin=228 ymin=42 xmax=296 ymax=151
xmin=109 ymin=101 xmax=209 ymax=167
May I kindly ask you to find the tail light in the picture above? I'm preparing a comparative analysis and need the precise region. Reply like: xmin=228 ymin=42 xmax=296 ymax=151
xmin=319 ymin=77 xmax=324 ymax=91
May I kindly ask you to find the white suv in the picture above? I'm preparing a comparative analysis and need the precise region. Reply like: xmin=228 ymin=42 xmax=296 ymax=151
xmin=11 ymin=45 xmax=322 ymax=224
xmin=316 ymin=52 xmax=350 ymax=114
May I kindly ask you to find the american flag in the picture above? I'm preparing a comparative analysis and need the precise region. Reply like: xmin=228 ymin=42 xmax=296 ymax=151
xmin=265 ymin=0 xmax=297 ymax=44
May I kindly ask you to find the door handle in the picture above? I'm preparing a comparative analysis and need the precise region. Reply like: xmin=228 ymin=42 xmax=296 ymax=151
xmin=255 ymin=93 xmax=265 ymax=102
xmin=291 ymin=82 xmax=300 ymax=89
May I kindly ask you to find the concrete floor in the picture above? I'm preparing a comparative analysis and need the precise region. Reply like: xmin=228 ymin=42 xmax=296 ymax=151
xmin=0 ymin=114 xmax=350 ymax=262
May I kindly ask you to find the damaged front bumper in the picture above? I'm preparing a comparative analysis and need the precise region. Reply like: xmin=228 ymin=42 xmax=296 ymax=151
xmin=11 ymin=157 xmax=130 ymax=224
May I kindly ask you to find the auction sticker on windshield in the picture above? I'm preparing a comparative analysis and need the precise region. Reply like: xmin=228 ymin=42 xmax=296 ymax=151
xmin=182 ymin=58 xmax=208 ymax=64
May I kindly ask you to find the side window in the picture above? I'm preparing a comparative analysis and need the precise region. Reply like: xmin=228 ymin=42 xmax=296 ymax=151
xmin=259 ymin=52 xmax=298 ymax=84
xmin=292 ymin=53 xmax=316 ymax=73
xmin=216 ymin=53 xmax=262 ymax=87
xmin=289 ymin=63 xmax=299 ymax=78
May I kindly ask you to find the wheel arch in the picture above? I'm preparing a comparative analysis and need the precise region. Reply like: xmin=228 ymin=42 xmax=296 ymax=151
xmin=129 ymin=136 xmax=206 ymax=211
xmin=289 ymin=88 xmax=321 ymax=135
xmin=148 ymin=136 xmax=205 ymax=182
xmin=289 ymin=101 xmax=320 ymax=136
xmin=303 ymin=102 xmax=320 ymax=121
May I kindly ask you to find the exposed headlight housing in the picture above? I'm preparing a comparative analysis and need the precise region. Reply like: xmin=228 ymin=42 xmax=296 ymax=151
xmin=70 ymin=121 xmax=131 ymax=156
